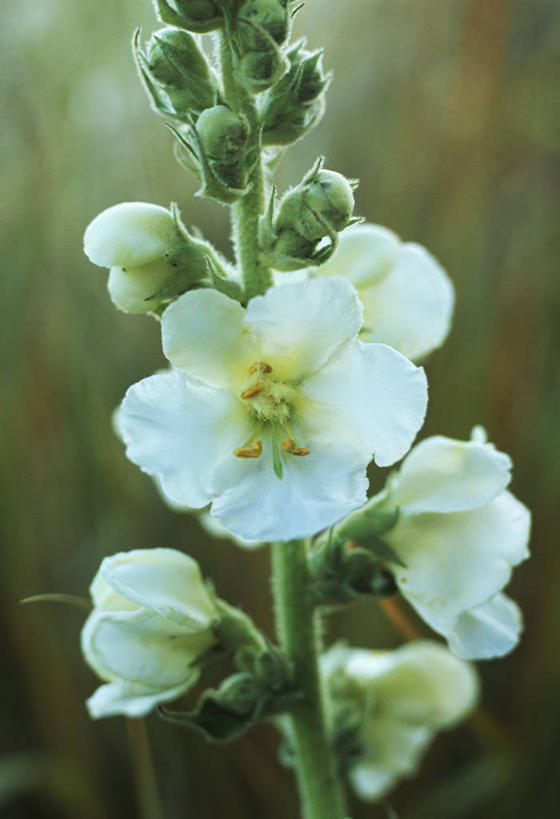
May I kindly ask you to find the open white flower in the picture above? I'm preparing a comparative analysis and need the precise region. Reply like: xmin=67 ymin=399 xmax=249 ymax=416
xmin=81 ymin=548 xmax=218 ymax=718
xmin=323 ymin=640 xmax=478 ymax=801
xmin=84 ymin=202 xmax=186 ymax=313
xmin=378 ymin=428 xmax=531 ymax=658
xmin=115 ymin=277 xmax=428 ymax=542
xmin=311 ymin=224 xmax=454 ymax=360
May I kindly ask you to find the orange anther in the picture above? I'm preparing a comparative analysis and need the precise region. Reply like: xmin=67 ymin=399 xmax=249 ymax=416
xmin=233 ymin=440 xmax=263 ymax=459
xmin=292 ymin=447 xmax=310 ymax=457
xmin=249 ymin=361 xmax=273 ymax=374
xmin=240 ymin=383 xmax=264 ymax=399
xmin=282 ymin=438 xmax=295 ymax=451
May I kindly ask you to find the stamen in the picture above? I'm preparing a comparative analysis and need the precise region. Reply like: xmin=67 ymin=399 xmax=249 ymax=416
xmin=233 ymin=440 xmax=263 ymax=459
xmin=249 ymin=361 xmax=273 ymax=374
xmin=282 ymin=428 xmax=311 ymax=457
xmin=241 ymin=383 xmax=264 ymax=399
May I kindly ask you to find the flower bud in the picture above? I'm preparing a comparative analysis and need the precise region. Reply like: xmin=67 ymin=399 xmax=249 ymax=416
xmin=81 ymin=548 xmax=218 ymax=718
xmin=196 ymin=105 xmax=248 ymax=163
xmin=84 ymin=202 xmax=210 ymax=313
xmin=238 ymin=0 xmax=288 ymax=50
xmin=144 ymin=27 xmax=216 ymax=117
xmin=154 ymin=0 xmax=224 ymax=33
xmin=323 ymin=641 xmax=479 ymax=800
xmin=276 ymin=169 xmax=355 ymax=241
xmin=260 ymin=41 xmax=330 ymax=145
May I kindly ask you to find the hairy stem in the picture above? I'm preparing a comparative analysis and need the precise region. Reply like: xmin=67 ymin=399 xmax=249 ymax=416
xmin=272 ymin=540 xmax=347 ymax=819
xmin=219 ymin=34 xmax=273 ymax=300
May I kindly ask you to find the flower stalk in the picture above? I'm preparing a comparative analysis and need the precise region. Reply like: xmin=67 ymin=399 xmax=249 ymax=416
xmin=272 ymin=540 xmax=346 ymax=819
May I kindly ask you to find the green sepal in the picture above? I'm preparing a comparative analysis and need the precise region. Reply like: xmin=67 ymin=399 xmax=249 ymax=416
xmin=309 ymin=534 xmax=398 ymax=607
xmin=358 ymin=534 xmax=407 ymax=569
xmin=132 ymin=29 xmax=177 ymax=119
xmin=168 ymin=121 xmax=253 ymax=204
xmin=159 ymin=673 xmax=265 ymax=742
xmin=153 ymin=0 xmax=224 ymax=33
xmin=337 ymin=504 xmax=400 ymax=542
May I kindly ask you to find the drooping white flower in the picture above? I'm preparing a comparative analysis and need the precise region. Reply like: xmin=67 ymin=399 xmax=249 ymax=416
xmin=376 ymin=428 xmax=531 ymax=658
xmin=322 ymin=640 xmax=479 ymax=801
xmin=84 ymin=202 xmax=186 ymax=313
xmin=310 ymin=223 xmax=454 ymax=360
xmin=115 ymin=277 xmax=428 ymax=542
xmin=81 ymin=548 xmax=218 ymax=718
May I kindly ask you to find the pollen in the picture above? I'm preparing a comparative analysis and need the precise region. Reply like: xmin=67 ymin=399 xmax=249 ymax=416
xmin=282 ymin=438 xmax=294 ymax=451
xmin=292 ymin=447 xmax=310 ymax=457
xmin=234 ymin=440 xmax=263 ymax=459
xmin=249 ymin=361 xmax=273 ymax=374
xmin=241 ymin=383 xmax=264 ymax=399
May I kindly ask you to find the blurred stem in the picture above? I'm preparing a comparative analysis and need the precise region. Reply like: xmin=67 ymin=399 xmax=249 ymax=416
xmin=219 ymin=34 xmax=272 ymax=300
xmin=272 ymin=540 xmax=346 ymax=819
xmin=126 ymin=719 xmax=163 ymax=819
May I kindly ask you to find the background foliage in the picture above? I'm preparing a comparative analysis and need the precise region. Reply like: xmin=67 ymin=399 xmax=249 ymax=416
xmin=1 ymin=0 xmax=559 ymax=816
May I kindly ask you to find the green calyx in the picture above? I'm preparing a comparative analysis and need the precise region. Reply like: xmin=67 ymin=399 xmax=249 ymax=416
xmin=260 ymin=39 xmax=331 ymax=146
xmin=153 ymin=0 xmax=225 ymax=33
xmin=259 ymin=160 xmax=358 ymax=271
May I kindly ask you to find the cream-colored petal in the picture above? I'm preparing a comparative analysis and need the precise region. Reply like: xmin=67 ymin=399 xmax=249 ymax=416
xmin=387 ymin=434 xmax=512 ymax=514
xmin=245 ymin=277 xmax=363 ymax=382
xmin=162 ymin=289 xmax=259 ymax=389
xmin=98 ymin=549 xmax=217 ymax=629
xmin=301 ymin=340 xmax=427 ymax=467
xmin=84 ymin=202 xmax=178 ymax=268
xmin=86 ymin=678 xmax=194 ymax=719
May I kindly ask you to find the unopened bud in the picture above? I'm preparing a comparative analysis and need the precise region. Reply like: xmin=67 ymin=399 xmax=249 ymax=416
xmin=197 ymin=105 xmax=248 ymax=162
xmin=277 ymin=169 xmax=355 ymax=241
xmin=154 ymin=0 xmax=224 ymax=33
xmin=238 ymin=0 xmax=288 ymax=50
xmin=144 ymin=27 xmax=216 ymax=117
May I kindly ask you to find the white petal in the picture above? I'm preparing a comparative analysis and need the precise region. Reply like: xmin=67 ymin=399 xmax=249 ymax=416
xmin=81 ymin=608 xmax=214 ymax=688
xmin=388 ymin=434 xmax=512 ymax=514
xmin=358 ymin=243 xmax=454 ymax=360
xmin=301 ymin=340 xmax=427 ymax=467
xmin=84 ymin=202 xmax=178 ymax=268
xmin=86 ymin=678 xmax=193 ymax=719
xmin=245 ymin=277 xmax=363 ymax=382
xmin=314 ymin=224 xmax=401 ymax=287
xmin=389 ymin=491 xmax=530 ymax=637
xmin=209 ymin=428 xmax=368 ymax=541
xmin=448 ymin=594 xmax=523 ymax=659
xmin=352 ymin=642 xmax=479 ymax=728
xmin=107 ymin=261 xmax=172 ymax=314
xmin=350 ymin=718 xmax=433 ymax=800
xmin=115 ymin=370 xmax=252 ymax=509
xmin=98 ymin=549 xmax=217 ymax=629
xmin=162 ymin=289 xmax=259 ymax=389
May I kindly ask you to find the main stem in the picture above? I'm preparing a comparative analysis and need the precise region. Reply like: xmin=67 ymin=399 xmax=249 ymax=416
xmin=219 ymin=34 xmax=273 ymax=300
xmin=272 ymin=540 xmax=347 ymax=819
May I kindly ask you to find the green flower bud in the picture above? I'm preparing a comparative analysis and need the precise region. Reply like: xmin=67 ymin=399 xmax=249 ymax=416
xmin=154 ymin=0 xmax=224 ymax=33
xmin=260 ymin=41 xmax=330 ymax=145
xmin=238 ymin=0 xmax=288 ymax=50
xmin=277 ymin=169 xmax=355 ymax=241
xmin=144 ymin=27 xmax=216 ymax=117
xmin=196 ymin=105 xmax=248 ymax=162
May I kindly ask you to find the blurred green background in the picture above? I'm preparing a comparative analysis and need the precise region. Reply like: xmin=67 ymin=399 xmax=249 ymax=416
xmin=2 ymin=0 xmax=559 ymax=816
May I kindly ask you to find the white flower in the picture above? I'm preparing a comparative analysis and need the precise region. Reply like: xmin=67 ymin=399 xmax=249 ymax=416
xmin=323 ymin=640 xmax=479 ymax=801
xmin=84 ymin=202 xmax=183 ymax=313
xmin=379 ymin=428 xmax=531 ymax=658
xmin=81 ymin=548 xmax=218 ymax=718
xmin=115 ymin=277 xmax=428 ymax=542
xmin=311 ymin=223 xmax=454 ymax=360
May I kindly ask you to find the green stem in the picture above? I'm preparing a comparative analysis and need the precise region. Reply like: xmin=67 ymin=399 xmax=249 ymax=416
xmin=219 ymin=33 xmax=273 ymax=300
xmin=272 ymin=540 xmax=347 ymax=819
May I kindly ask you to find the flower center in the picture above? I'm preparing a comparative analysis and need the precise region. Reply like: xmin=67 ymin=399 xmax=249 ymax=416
xmin=233 ymin=362 xmax=310 ymax=475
